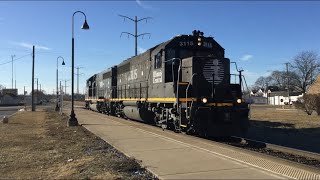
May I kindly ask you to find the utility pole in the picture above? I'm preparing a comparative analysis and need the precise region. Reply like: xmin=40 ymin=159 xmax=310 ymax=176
xmin=64 ymin=79 xmax=70 ymax=95
xmin=40 ymin=84 xmax=41 ymax=102
xmin=36 ymin=78 xmax=38 ymax=93
xmin=32 ymin=46 xmax=35 ymax=111
xmin=14 ymin=63 xmax=16 ymax=89
xmin=35 ymin=78 xmax=38 ymax=104
xmin=60 ymin=81 xmax=62 ymax=115
xmin=119 ymin=15 xmax=152 ymax=56
xmin=75 ymin=67 xmax=83 ymax=95
xmin=11 ymin=55 xmax=15 ymax=89
xmin=285 ymin=62 xmax=290 ymax=105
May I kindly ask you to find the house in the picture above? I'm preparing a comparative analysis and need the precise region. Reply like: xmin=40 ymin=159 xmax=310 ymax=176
xmin=250 ymin=89 xmax=268 ymax=97
xmin=267 ymin=91 xmax=303 ymax=105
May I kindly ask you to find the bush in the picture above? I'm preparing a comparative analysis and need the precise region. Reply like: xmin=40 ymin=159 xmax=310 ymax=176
xmin=295 ymin=94 xmax=317 ymax=115
xmin=315 ymin=95 xmax=320 ymax=116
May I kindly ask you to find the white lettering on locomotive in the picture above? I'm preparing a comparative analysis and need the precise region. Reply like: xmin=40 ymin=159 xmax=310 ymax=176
xmin=203 ymin=42 xmax=213 ymax=48
xmin=179 ymin=41 xmax=194 ymax=47
xmin=127 ymin=69 xmax=138 ymax=81
xmin=153 ymin=70 xmax=162 ymax=83
xmin=99 ymin=81 xmax=104 ymax=88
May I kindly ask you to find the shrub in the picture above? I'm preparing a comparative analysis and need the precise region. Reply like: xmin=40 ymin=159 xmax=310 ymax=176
xmin=295 ymin=94 xmax=317 ymax=115
xmin=315 ymin=95 xmax=320 ymax=116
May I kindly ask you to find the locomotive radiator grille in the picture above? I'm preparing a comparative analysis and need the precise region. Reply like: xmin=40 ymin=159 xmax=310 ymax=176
xmin=202 ymin=59 xmax=224 ymax=85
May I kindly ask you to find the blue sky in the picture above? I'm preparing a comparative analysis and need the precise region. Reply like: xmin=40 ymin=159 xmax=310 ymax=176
xmin=0 ymin=1 xmax=320 ymax=95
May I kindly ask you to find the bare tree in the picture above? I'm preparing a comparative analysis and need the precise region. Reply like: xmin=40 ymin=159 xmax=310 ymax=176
xmin=269 ymin=70 xmax=287 ymax=90
xmin=290 ymin=51 xmax=320 ymax=93
xmin=254 ymin=76 xmax=272 ymax=91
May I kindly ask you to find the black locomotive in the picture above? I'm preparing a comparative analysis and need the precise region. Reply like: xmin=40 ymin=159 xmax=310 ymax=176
xmin=85 ymin=30 xmax=250 ymax=137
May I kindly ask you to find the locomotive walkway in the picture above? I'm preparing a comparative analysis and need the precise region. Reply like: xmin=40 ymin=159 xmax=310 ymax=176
xmin=66 ymin=107 xmax=320 ymax=179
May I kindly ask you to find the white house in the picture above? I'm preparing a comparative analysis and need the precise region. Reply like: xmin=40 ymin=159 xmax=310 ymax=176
xmin=267 ymin=91 xmax=303 ymax=105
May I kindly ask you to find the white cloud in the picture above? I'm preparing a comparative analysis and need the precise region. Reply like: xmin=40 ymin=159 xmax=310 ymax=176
xmin=240 ymin=54 xmax=253 ymax=61
xmin=138 ymin=46 xmax=146 ymax=54
xmin=136 ymin=0 xmax=153 ymax=10
xmin=12 ymin=42 xmax=51 ymax=51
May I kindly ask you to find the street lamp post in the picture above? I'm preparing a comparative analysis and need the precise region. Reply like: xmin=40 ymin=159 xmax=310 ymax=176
xmin=68 ymin=11 xmax=89 ymax=126
xmin=56 ymin=56 xmax=65 ymax=111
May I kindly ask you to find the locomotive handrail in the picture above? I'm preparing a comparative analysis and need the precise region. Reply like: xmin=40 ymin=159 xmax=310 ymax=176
xmin=186 ymin=73 xmax=197 ymax=120
xmin=230 ymin=62 xmax=241 ymax=72
xmin=166 ymin=57 xmax=183 ymax=131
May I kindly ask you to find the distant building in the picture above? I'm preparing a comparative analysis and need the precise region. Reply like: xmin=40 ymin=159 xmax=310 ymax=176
xmin=2 ymin=89 xmax=18 ymax=96
xmin=0 ymin=95 xmax=19 ymax=105
xmin=267 ymin=91 xmax=303 ymax=105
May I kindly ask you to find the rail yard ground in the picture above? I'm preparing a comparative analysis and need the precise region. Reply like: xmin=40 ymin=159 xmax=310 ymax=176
xmin=0 ymin=107 xmax=155 ymax=179
xmin=0 ymin=103 xmax=319 ymax=179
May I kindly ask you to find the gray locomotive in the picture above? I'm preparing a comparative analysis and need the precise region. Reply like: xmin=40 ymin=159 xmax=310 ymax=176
xmin=85 ymin=30 xmax=250 ymax=137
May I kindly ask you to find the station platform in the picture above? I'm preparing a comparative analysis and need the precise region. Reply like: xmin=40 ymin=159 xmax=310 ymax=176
xmin=72 ymin=108 xmax=320 ymax=179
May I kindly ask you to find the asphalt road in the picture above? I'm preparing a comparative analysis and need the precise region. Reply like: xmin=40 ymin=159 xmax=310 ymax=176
xmin=0 ymin=106 xmax=23 ymax=117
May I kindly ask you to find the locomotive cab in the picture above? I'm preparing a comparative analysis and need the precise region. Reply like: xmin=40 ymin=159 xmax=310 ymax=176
xmin=179 ymin=56 xmax=250 ymax=137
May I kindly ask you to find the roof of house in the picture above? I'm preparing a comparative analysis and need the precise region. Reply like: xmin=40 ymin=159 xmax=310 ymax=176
xmin=307 ymin=74 xmax=320 ymax=94
xmin=268 ymin=91 xmax=288 ymax=97
xmin=267 ymin=91 xmax=303 ymax=97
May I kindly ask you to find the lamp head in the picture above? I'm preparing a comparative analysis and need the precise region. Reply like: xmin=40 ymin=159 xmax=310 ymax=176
xmin=81 ymin=19 xmax=90 ymax=30
xmin=62 ymin=60 xmax=65 ymax=66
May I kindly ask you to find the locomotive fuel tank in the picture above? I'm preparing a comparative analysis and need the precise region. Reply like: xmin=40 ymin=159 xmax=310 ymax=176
xmin=123 ymin=106 xmax=155 ymax=123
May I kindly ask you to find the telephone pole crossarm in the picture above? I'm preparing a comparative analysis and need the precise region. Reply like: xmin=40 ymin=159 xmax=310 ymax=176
xmin=137 ymin=17 xmax=152 ymax=23
xmin=137 ymin=33 xmax=151 ymax=39
xmin=120 ymin=32 xmax=135 ymax=38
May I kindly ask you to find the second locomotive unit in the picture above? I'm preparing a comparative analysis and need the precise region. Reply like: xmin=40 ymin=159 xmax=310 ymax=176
xmin=85 ymin=30 xmax=250 ymax=137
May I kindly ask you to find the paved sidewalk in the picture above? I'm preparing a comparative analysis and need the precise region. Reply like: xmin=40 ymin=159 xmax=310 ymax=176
xmin=67 ymin=108 xmax=295 ymax=180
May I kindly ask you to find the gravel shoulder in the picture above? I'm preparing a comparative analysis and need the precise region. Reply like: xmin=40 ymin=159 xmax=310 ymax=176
xmin=0 ymin=108 xmax=156 ymax=179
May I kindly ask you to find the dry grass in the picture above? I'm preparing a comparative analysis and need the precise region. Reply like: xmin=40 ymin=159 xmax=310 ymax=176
xmin=0 ymin=109 xmax=155 ymax=179
xmin=250 ymin=106 xmax=320 ymax=129
xmin=248 ymin=105 xmax=320 ymax=153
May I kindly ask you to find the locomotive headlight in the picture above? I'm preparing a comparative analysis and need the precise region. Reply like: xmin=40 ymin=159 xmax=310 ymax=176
xmin=202 ymin=97 xmax=208 ymax=103
xmin=237 ymin=98 xmax=242 ymax=103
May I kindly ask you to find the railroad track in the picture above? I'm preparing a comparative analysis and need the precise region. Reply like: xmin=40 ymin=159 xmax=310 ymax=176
xmin=214 ymin=136 xmax=320 ymax=169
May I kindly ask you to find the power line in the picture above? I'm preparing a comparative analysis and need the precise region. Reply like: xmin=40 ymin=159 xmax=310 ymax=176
xmin=0 ymin=53 xmax=32 ymax=66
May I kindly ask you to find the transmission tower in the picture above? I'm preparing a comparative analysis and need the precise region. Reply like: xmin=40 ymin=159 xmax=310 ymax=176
xmin=119 ymin=15 xmax=152 ymax=56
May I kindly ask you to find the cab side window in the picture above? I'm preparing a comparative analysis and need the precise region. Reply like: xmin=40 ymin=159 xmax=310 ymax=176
xmin=154 ymin=51 xmax=162 ymax=69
